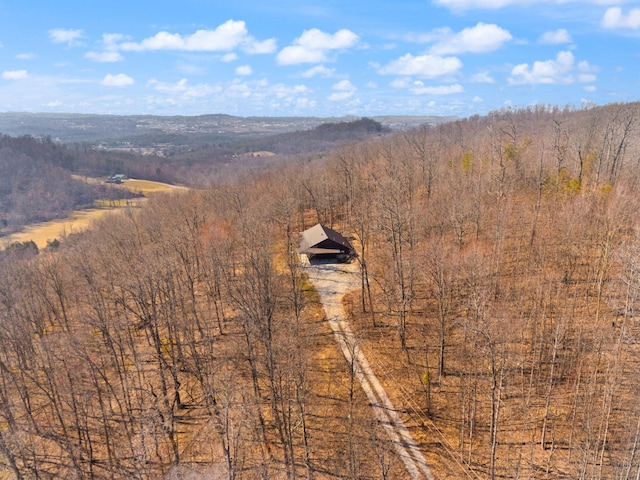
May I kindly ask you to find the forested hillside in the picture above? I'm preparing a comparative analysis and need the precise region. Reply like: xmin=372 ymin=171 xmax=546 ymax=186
xmin=0 ymin=118 xmax=393 ymax=235
xmin=1 ymin=102 xmax=640 ymax=479
xmin=0 ymin=135 xmax=140 ymax=236
xmin=142 ymin=117 xmax=393 ymax=184
xmin=227 ymin=117 xmax=391 ymax=156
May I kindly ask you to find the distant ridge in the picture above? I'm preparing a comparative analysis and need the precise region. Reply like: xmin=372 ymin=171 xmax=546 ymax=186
xmin=0 ymin=112 xmax=457 ymax=144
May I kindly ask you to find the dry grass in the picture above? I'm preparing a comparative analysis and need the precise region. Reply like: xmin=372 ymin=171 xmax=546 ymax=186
xmin=1 ymin=207 xmax=127 ymax=250
xmin=70 ymin=174 xmax=185 ymax=194
xmin=3 ymin=177 xmax=184 ymax=250
xmin=243 ymin=151 xmax=276 ymax=158
xmin=121 ymin=178 xmax=187 ymax=194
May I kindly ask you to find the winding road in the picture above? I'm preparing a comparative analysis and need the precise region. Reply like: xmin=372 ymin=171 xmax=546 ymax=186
xmin=304 ymin=259 xmax=435 ymax=480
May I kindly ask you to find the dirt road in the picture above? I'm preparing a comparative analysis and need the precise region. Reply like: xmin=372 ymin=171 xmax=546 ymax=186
xmin=304 ymin=259 xmax=435 ymax=480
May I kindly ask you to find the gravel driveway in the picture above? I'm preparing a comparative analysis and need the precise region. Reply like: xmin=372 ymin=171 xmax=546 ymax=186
xmin=303 ymin=258 xmax=435 ymax=480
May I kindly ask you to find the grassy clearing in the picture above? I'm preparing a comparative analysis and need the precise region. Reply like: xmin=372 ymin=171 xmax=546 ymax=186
xmin=244 ymin=150 xmax=276 ymax=157
xmin=121 ymin=178 xmax=187 ymax=193
xmin=94 ymin=198 xmax=145 ymax=208
xmin=2 ymin=177 xmax=184 ymax=250
xmin=1 ymin=208 xmax=123 ymax=250
xmin=70 ymin=174 xmax=185 ymax=194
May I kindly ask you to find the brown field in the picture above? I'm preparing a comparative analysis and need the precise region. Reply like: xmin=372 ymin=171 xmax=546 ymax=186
xmin=3 ymin=177 xmax=184 ymax=250
xmin=243 ymin=150 xmax=276 ymax=157
xmin=70 ymin=174 xmax=186 ymax=194
xmin=120 ymin=178 xmax=188 ymax=194
xmin=1 ymin=206 xmax=134 ymax=250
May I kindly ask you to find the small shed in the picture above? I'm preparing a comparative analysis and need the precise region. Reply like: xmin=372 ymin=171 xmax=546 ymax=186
xmin=298 ymin=223 xmax=356 ymax=262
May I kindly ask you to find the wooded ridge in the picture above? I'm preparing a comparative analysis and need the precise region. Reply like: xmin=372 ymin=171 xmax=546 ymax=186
xmin=1 ymin=101 xmax=640 ymax=479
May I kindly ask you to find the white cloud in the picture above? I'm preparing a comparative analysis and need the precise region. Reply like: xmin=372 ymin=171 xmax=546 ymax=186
xmin=411 ymin=83 xmax=464 ymax=95
xmin=509 ymin=51 xmax=573 ymax=85
xmin=119 ymin=20 xmax=275 ymax=54
xmin=390 ymin=78 xmax=412 ymax=89
xmin=301 ymin=65 xmax=336 ymax=78
xmin=602 ymin=7 xmax=640 ymax=29
xmin=277 ymin=28 xmax=359 ymax=65
xmin=277 ymin=46 xmax=326 ymax=65
xmin=584 ymin=85 xmax=596 ymax=92
xmin=2 ymin=70 xmax=28 ymax=80
xmin=578 ymin=73 xmax=596 ymax=82
xmin=508 ymin=51 xmax=596 ymax=85
xmin=101 ymin=73 xmax=134 ymax=87
xmin=46 ymin=100 xmax=63 ymax=107
xmin=272 ymin=83 xmax=309 ymax=98
xmin=86 ymin=51 xmax=124 ymax=62
xmin=472 ymin=96 xmax=483 ymax=102
xmin=235 ymin=65 xmax=253 ymax=76
xmin=243 ymin=38 xmax=277 ymax=54
xmin=538 ymin=29 xmax=572 ymax=44
xmin=378 ymin=53 xmax=462 ymax=78
xmin=293 ymin=98 xmax=318 ymax=110
xmin=147 ymin=78 xmax=221 ymax=98
xmin=296 ymin=29 xmax=359 ymax=50
xmin=328 ymin=91 xmax=354 ymax=101
xmin=428 ymin=23 xmax=512 ymax=55
xmin=87 ymin=33 xmax=126 ymax=62
xmin=471 ymin=71 xmax=495 ymax=83
xmin=226 ymin=80 xmax=253 ymax=98
xmin=177 ymin=63 xmax=205 ymax=75
xmin=221 ymin=53 xmax=238 ymax=62
xmin=103 ymin=33 xmax=126 ymax=45
xmin=328 ymin=79 xmax=357 ymax=102
xmin=49 ymin=28 xmax=84 ymax=46
xmin=148 ymin=78 xmax=189 ymax=92
xmin=16 ymin=53 xmax=36 ymax=60
xmin=333 ymin=79 xmax=356 ymax=91
xmin=392 ymin=78 xmax=463 ymax=95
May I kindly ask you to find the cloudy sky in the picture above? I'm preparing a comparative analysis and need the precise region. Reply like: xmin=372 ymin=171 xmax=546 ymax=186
xmin=0 ymin=0 xmax=638 ymax=117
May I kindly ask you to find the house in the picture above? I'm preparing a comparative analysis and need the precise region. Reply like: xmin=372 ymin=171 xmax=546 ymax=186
xmin=106 ymin=174 xmax=128 ymax=184
xmin=298 ymin=223 xmax=356 ymax=262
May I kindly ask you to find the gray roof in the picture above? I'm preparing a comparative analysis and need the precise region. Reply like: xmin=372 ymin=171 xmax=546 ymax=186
xmin=298 ymin=223 xmax=354 ymax=256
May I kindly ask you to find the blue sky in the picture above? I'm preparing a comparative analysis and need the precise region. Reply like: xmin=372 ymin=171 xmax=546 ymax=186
xmin=0 ymin=0 xmax=639 ymax=117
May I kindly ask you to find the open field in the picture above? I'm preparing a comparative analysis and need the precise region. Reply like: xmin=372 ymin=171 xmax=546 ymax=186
xmin=3 ymin=178 xmax=184 ymax=250
xmin=70 ymin=174 xmax=187 ymax=194
xmin=243 ymin=150 xmax=276 ymax=157
xmin=116 ymin=178 xmax=188 ymax=194
xmin=1 ymin=204 xmax=140 ymax=250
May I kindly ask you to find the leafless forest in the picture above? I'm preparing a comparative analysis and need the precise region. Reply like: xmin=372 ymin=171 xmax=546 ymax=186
xmin=2 ymin=102 xmax=640 ymax=479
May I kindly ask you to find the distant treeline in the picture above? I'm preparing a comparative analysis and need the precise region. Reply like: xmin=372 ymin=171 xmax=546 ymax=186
xmin=84 ymin=117 xmax=392 ymax=185
xmin=215 ymin=117 xmax=391 ymax=156
xmin=161 ymin=117 xmax=392 ymax=182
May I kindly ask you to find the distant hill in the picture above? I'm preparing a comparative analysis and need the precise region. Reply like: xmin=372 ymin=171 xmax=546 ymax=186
xmin=223 ymin=117 xmax=392 ymax=156
xmin=0 ymin=112 xmax=456 ymax=145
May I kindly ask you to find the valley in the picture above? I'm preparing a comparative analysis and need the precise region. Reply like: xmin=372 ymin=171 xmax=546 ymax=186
xmin=1 ymin=177 xmax=184 ymax=250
